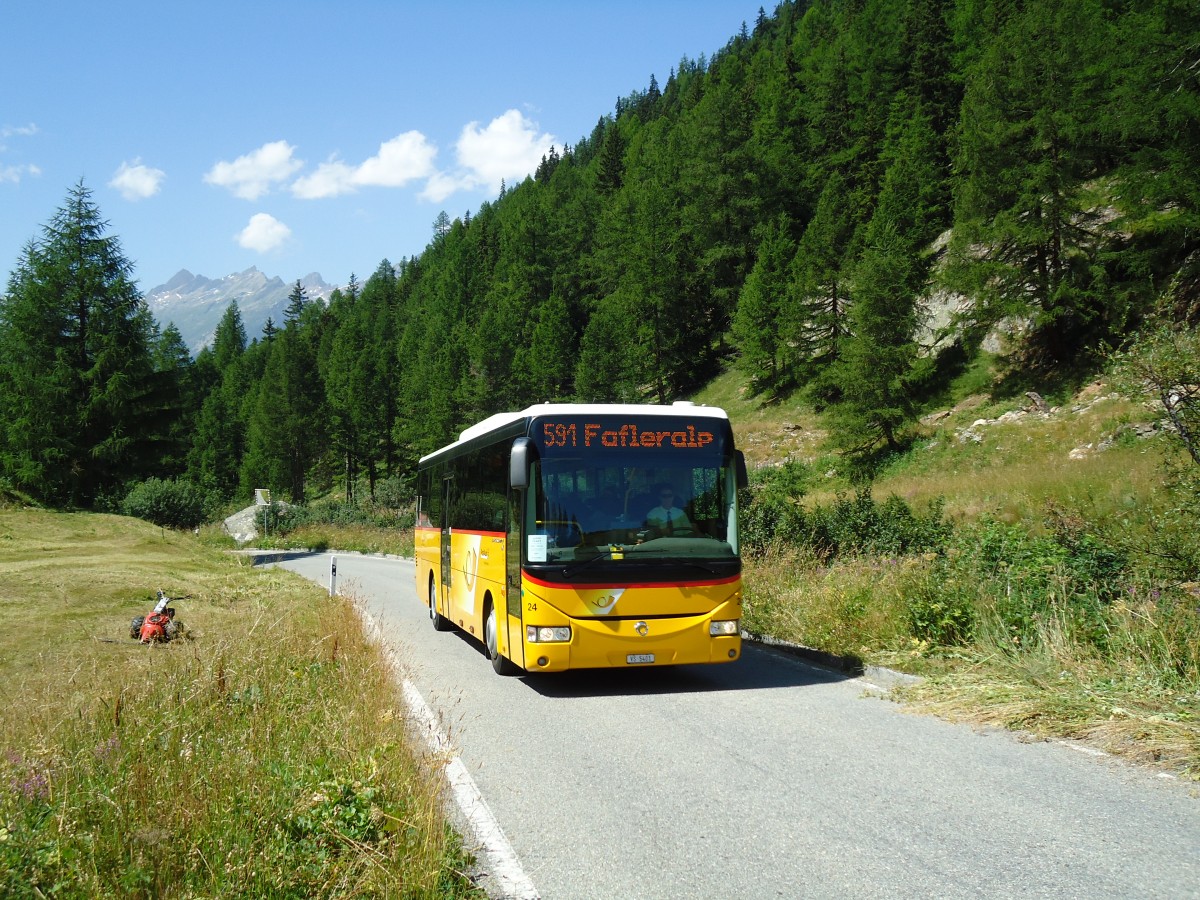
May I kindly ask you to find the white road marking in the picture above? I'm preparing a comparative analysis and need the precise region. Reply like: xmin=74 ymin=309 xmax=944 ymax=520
xmin=402 ymin=680 xmax=540 ymax=899
xmin=1054 ymin=740 xmax=1108 ymax=758
xmin=359 ymin=602 xmax=540 ymax=899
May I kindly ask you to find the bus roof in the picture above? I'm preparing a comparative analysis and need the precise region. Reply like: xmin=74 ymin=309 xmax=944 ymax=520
xmin=419 ymin=402 xmax=730 ymax=465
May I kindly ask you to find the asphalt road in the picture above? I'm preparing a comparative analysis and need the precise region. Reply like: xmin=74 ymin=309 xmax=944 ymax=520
xmin=258 ymin=550 xmax=1200 ymax=900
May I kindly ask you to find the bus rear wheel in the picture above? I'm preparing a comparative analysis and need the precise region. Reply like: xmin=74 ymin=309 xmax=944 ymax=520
xmin=429 ymin=578 xmax=450 ymax=632
xmin=485 ymin=600 xmax=521 ymax=676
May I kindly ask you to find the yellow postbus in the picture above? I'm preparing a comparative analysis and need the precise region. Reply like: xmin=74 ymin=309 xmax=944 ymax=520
xmin=414 ymin=402 xmax=748 ymax=675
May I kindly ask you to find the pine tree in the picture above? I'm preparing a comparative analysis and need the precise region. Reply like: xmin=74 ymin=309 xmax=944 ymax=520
xmin=829 ymin=107 xmax=944 ymax=457
xmin=1110 ymin=0 xmax=1200 ymax=323
xmin=321 ymin=262 xmax=397 ymax=499
xmin=0 ymin=182 xmax=166 ymax=506
xmin=519 ymin=293 xmax=574 ymax=401
xmin=188 ymin=378 xmax=245 ymax=500
xmin=186 ymin=303 xmax=248 ymax=500
xmin=596 ymin=122 xmax=626 ymax=196
xmin=324 ymin=311 xmax=367 ymax=500
xmin=149 ymin=322 xmax=194 ymax=477
xmin=212 ymin=302 xmax=248 ymax=373
xmin=574 ymin=292 xmax=642 ymax=403
xmin=284 ymin=279 xmax=307 ymax=324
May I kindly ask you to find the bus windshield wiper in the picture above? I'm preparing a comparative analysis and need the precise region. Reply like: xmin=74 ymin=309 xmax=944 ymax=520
xmin=562 ymin=547 xmax=616 ymax=578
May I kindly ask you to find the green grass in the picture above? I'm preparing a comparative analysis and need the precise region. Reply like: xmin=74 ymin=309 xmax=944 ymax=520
xmin=0 ymin=507 xmax=480 ymax=898
xmin=691 ymin=367 xmax=832 ymax=469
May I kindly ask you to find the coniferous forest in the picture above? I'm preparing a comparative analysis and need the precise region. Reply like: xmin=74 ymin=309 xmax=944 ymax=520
xmin=2 ymin=0 xmax=1198 ymax=512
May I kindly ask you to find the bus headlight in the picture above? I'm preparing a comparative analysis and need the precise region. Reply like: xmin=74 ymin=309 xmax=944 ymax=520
xmin=709 ymin=620 xmax=739 ymax=636
xmin=527 ymin=625 xmax=571 ymax=643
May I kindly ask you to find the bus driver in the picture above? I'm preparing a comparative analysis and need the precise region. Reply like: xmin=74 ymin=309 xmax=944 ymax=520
xmin=645 ymin=484 xmax=692 ymax=535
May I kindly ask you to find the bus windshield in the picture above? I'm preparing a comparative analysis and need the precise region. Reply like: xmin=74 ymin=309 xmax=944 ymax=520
xmin=524 ymin=415 xmax=740 ymax=570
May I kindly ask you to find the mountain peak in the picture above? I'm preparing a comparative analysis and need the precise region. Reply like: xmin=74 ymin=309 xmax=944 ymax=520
xmin=145 ymin=268 xmax=338 ymax=353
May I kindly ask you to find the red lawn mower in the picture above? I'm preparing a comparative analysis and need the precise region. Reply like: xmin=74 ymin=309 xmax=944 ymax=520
xmin=129 ymin=590 xmax=187 ymax=643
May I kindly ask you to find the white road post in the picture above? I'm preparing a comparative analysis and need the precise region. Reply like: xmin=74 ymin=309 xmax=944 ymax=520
xmin=329 ymin=556 xmax=337 ymax=596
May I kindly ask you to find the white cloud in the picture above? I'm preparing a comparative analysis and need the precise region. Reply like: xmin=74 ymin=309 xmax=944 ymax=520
xmin=236 ymin=213 xmax=291 ymax=253
xmin=109 ymin=159 xmax=165 ymax=200
xmin=0 ymin=123 xmax=40 ymax=182
xmin=292 ymin=131 xmax=437 ymax=199
xmin=419 ymin=170 xmax=463 ymax=204
xmin=1 ymin=123 xmax=39 ymax=147
xmin=453 ymin=109 xmax=556 ymax=192
xmin=205 ymin=140 xmax=303 ymax=200
xmin=417 ymin=109 xmax=555 ymax=201
xmin=291 ymin=159 xmax=356 ymax=200
xmin=0 ymin=163 xmax=41 ymax=184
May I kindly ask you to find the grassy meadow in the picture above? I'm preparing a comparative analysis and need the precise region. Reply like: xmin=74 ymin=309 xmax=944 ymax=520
xmin=695 ymin=368 xmax=1200 ymax=779
xmin=0 ymin=507 xmax=478 ymax=898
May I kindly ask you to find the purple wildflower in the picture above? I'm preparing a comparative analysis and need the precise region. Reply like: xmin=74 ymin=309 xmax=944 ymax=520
xmin=14 ymin=769 xmax=49 ymax=802
xmin=92 ymin=736 xmax=120 ymax=763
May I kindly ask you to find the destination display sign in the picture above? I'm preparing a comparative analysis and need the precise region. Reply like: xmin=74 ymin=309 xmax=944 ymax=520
xmin=536 ymin=419 xmax=720 ymax=451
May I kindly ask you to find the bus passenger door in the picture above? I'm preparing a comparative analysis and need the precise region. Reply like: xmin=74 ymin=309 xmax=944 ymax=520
xmin=440 ymin=476 xmax=453 ymax=612
xmin=505 ymin=489 xmax=524 ymax=668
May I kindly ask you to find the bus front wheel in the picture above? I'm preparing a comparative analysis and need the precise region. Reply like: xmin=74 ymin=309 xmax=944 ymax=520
xmin=429 ymin=578 xmax=450 ymax=632
xmin=485 ymin=600 xmax=521 ymax=676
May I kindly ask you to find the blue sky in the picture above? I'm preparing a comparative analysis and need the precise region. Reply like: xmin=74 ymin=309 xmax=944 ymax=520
xmin=2 ymin=1 xmax=763 ymax=293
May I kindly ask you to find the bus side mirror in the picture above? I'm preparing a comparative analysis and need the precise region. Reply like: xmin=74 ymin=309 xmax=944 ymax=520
xmin=510 ymin=438 xmax=532 ymax=490
xmin=735 ymin=450 xmax=748 ymax=489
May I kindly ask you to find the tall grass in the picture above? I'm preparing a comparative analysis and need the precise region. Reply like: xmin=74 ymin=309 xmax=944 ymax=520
xmin=0 ymin=509 xmax=478 ymax=898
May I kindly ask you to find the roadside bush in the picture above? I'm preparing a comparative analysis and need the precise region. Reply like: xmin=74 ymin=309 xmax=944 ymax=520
xmin=952 ymin=518 xmax=1127 ymax=650
xmin=1112 ymin=321 xmax=1200 ymax=580
xmin=806 ymin=489 xmax=949 ymax=557
xmin=121 ymin=478 xmax=206 ymax=530
xmin=1139 ymin=469 xmax=1200 ymax=580
xmin=902 ymin=556 xmax=976 ymax=646
xmin=741 ymin=473 xmax=950 ymax=560
xmin=372 ymin=475 xmax=414 ymax=510
xmin=270 ymin=498 xmax=416 ymax=532
xmin=739 ymin=461 xmax=811 ymax=555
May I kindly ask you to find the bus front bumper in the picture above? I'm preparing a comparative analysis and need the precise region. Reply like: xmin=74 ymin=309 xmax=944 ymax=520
xmin=522 ymin=608 xmax=741 ymax=671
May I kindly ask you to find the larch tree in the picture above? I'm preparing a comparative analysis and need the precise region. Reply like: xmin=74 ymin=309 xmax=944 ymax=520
xmin=948 ymin=0 xmax=1119 ymax=367
xmin=733 ymin=213 xmax=797 ymax=392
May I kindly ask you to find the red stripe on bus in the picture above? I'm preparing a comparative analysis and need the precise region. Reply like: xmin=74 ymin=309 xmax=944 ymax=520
xmin=522 ymin=571 xmax=740 ymax=591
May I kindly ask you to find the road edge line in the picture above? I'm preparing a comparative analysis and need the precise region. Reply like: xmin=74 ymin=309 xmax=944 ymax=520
xmin=401 ymin=680 xmax=540 ymax=899
xmin=357 ymin=603 xmax=539 ymax=900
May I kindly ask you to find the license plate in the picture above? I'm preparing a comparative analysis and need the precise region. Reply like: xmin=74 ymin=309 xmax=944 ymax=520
xmin=626 ymin=653 xmax=655 ymax=665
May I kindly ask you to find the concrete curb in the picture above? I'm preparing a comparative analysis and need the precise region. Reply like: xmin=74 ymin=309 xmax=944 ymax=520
xmin=743 ymin=630 xmax=923 ymax=689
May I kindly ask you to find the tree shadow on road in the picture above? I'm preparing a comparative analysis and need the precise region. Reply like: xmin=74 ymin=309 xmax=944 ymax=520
xmin=244 ymin=549 xmax=326 ymax=566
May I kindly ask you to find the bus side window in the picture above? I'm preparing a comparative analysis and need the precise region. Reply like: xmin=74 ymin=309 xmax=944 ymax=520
xmin=422 ymin=467 xmax=443 ymax=528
